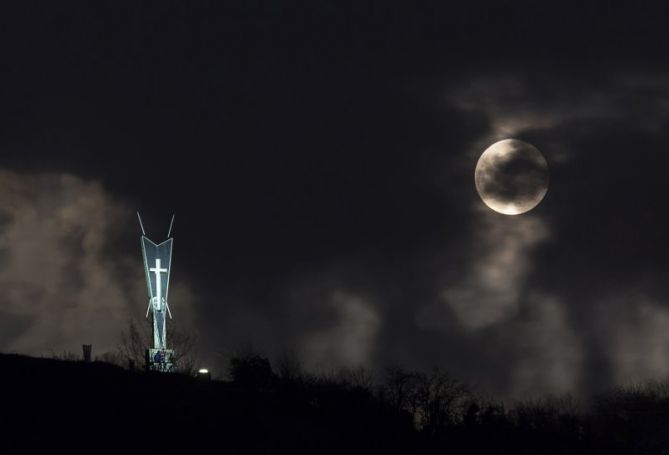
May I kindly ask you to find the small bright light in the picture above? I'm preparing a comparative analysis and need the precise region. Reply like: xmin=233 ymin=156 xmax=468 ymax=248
xmin=198 ymin=368 xmax=209 ymax=374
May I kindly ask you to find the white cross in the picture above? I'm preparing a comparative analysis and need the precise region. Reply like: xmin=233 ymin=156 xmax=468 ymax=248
xmin=149 ymin=258 xmax=168 ymax=310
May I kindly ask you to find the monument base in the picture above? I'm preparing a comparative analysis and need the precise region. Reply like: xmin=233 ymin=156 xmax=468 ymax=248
xmin=146 ymin=349 xmax=176 ymax=372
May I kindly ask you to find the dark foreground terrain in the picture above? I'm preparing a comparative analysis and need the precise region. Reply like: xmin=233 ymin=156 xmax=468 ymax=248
xmin=0 ymin=353 xmax=416 ymax=453
xmin=2 ymin=353 xmax=669 ymax=454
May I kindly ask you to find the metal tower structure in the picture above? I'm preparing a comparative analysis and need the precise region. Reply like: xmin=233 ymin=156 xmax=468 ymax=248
xmin=138 ymin=212 xmax=176 ymax=372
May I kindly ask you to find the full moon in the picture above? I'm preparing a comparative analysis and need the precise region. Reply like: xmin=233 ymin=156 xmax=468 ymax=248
xmin=475 ymin=139 xmax=549 ymax=215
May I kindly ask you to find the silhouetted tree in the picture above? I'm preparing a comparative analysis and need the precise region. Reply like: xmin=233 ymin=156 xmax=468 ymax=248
xmin=275 ymin=348 xmax=304 ymax=381
xmin=228 ymin=352 xmax=275 ymax=387
xmin=96 ymin=350 xmax=124 ymax=366
xmin=384 ymin=366 xmax=422 ymax=417
xmin=113 ymin=318 xmax=199 ymax=374
xmin=383 ymin=366 xmax=470 ymax=431
xmin=415 ymin=367 xmax=469 ymax=432
xmin=118 ymin=319 xmax=145 ymax=367
xmin=335 ymin=365 xmax=375 ymax=392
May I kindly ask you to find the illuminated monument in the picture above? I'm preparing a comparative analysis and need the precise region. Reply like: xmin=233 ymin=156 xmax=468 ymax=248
xmin=137 ymin=213 xmax=176 ymax=372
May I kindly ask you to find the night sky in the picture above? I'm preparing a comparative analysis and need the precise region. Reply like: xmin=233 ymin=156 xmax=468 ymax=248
xmin=1 ymin=1 xmax=669 ymax=399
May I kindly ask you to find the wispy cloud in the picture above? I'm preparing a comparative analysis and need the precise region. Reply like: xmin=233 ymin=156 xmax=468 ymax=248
xmin=441 ymin=213 xmax=549 ymax=330
xmin=0 ymin=169 xmax=196 ymax=357
xmin=304 ymin=290 xmax=380 ymax=371
xmin=597 ymin=295 xmax=669 ymax=385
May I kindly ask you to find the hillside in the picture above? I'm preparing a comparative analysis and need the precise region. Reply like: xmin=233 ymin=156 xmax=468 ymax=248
xmin=0 ymin=353 xmax=415 ymax=453
xmin=3 ymin=353 xmax=669 ymax=453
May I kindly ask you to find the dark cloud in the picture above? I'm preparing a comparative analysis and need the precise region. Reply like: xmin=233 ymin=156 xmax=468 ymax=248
xmin=445 ymin=69 xmax=669 ymax=396
xmin=1 ymin=2 xmax=669 ymax=398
